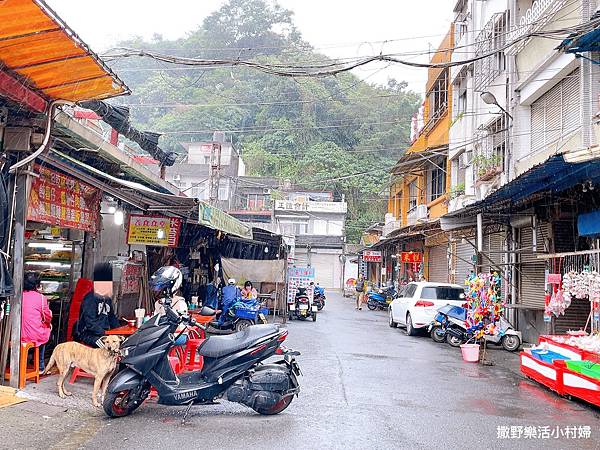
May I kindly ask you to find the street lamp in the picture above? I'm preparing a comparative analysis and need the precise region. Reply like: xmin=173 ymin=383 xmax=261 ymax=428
xmin=480 ymin=91 xmax=513 ymax=120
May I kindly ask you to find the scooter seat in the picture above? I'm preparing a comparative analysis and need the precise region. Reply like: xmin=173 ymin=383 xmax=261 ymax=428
xmin=198 ymin=324 xmax=279 ymax=358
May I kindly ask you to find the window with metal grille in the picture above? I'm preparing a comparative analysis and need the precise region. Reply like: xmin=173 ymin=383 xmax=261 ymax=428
xmin=428 ymin=70 xmax=449 ymax=128
xmin=474 ymin=11 xmax=508 ymax=91
xmin=453 ymin=68 xmax=469 ymax=116
xmin=429 ymin=159 xmax=447 ymax=202
xmin=408 ymin=181 xmax=418 ymax=212
xmin=530 ymin=68 xmax=581 ymax=155
xmin=474 ymin=116 xmax=506 ymax=176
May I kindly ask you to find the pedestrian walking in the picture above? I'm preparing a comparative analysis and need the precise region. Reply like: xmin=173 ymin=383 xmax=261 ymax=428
xmin=355 ymin=274 xmax=366 ymax=310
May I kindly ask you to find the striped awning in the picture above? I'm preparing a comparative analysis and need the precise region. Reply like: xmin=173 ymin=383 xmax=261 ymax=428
xmin=0 ymin=0 xmax=128 ymax=110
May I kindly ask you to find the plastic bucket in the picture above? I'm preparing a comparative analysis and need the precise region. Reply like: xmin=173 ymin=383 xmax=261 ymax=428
xmin=460 ymin=344 xmax=480 ymax=363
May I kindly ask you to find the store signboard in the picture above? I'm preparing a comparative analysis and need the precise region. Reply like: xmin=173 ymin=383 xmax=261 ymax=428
xmin=198 ymin=202 xmax=252 ymax=239
xmin=127 ymin=214 xmax=181 ymax=247
xmin=28 ymin=164 xmax=100 ymax=232
xmin=401 ymin=251 xmax=423 ymax=263
xmin=287 ymin=266 xmax=315 ymax=304
xmin=363 ymin=250 xmax=382 ymax=262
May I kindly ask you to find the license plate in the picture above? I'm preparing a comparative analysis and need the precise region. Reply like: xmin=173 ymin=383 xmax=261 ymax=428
xmin=299 ymin=304 xmax=309 ymax=310
xmin=258 ymin=313 xmax=267 ymax=323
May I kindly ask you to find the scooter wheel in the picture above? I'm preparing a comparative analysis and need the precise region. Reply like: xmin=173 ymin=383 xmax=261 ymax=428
xmin=312 ymin=313 xmax=317 ymax=322
xmin=501 ymin=334 xmax=521 ymax=352
xmin=430 ymin=326 xmax=446 ymax=343
xmin=446 ymin=333 xmax=463 ymax=348
xmin=103 ymin=389 xmax=145 ymax=418
xmin=253 ymin=394 xmax=294 ymax=415
xmin=367 ymin=301 xmax=377 ymax=311
xmin=235 ymin=319 xmax=253 ymax=331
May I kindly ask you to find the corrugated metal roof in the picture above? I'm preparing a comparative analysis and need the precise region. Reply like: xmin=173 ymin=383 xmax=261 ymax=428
xmin=0 ymin=0 xmax=128 ymax=107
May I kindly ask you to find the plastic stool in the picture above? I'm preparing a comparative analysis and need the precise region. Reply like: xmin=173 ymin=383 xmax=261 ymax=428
xmin=4 ymin=342 xmax=40 ymax=389
xmin=69 ymin=367 xmax=95 ymax=384
xmin=184 ymin=338 xmax=205 ymax=371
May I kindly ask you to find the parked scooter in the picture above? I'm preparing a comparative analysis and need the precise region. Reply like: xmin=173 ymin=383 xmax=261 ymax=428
xmin=212 ymin=299 xmax=269 ymax=332
xmin=288 ymin=287 xmax=317 ymax=321
xmin=313 ymin=284 xmax=326 ymax=311
xmin=366 ymin=286 xmax=396 ymax=311
xmin=430 ymin=304 xmax=522 ymax=352
xmin=103 ymin=266 xmax=301 ymax=418
xmin=428 ymin=304 xmax=467 ymax=344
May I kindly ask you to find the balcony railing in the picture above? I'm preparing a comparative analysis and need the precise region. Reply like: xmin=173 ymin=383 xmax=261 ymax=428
xmin=382 ymin=220 xmax=402 ymax=237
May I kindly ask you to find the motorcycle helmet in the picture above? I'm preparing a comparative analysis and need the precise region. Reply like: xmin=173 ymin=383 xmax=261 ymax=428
xmin=150 ymin=266 xmax=183 ymax=295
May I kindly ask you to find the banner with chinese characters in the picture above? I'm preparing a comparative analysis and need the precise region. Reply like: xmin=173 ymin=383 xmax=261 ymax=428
xmin=362 ymin=250 xmax=382 ymax=262
xmin=401 ymin=251 xmax=423 ymax=263
xmin=287 ymin=266 xmax=315 ymax=304
xmin=28 ymin=164 xmax=100 ymax=232
xmin=127 ymin=214 xmax=181 ymax=247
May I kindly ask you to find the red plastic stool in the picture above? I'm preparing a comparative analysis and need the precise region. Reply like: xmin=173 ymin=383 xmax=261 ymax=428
xmin=69 ymin=367 xmax=95 ymax=384
xmin=184 ymin=328 xmax=205 ymax=371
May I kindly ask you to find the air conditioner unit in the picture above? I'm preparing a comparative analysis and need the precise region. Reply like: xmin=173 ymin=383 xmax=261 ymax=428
xmin=415 ymin=204 xmax=428 ymax=221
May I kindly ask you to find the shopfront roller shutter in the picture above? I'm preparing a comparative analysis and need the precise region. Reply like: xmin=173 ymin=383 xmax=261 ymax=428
xmin=453 ymin=240 xmax=475 ymax=285
xmin=428 ymin=244 xmax=449 ymax=283
xmin=481 ymin=230 xmax=506 ymax=273
xmin=555 ymin=298 xmax=591 ymax=333
xmin=518 ymin=224 xmax=549 ymax=308
xmin=311 ymin=252 xmax=337 ymax=289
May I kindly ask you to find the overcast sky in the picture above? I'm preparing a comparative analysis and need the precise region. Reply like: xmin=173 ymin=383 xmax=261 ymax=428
xmin=47 ymin=0 xmax=454 ymax=94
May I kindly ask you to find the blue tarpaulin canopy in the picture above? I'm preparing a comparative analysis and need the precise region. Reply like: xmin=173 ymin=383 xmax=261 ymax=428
xmin=578 ymin=211 xmax=600 ymax=237
xmin=444 ymin=154 xmax=600 ymax=220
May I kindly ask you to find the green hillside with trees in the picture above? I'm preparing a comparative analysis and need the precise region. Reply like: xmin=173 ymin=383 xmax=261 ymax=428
xmin=107 ymin=0 xmax=421 ymax=242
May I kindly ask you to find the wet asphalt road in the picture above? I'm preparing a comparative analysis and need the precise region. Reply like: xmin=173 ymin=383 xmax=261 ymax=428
xmin=4 ymin=291 xmax=600 ymax=449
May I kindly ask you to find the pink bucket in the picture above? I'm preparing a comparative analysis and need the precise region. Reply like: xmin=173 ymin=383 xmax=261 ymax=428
xmin=460 ymin=344 xmax=480 ymax=363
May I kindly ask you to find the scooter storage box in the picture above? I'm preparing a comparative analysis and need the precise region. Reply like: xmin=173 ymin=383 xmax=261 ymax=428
xmin=235 ymin=307 xmax=259 ymax=320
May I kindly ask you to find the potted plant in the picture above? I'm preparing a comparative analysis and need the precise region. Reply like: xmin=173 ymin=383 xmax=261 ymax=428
xmin=449 ymin=182 xmax=466 ymax=199
xmin=475 ymin=155 xmax=503 ymax=182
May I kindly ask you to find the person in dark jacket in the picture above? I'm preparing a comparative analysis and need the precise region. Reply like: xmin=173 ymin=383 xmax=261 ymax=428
xmin=76 ymin=263 xmax=119 ymax=347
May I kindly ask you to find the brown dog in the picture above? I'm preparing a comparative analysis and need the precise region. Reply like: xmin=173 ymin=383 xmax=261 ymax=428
xmin=44 ymin=335 xmax=123 ymax=407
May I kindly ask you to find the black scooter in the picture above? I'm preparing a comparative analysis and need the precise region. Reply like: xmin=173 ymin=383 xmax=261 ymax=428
xmin=103 ymin=298 xmax=301 ymax=419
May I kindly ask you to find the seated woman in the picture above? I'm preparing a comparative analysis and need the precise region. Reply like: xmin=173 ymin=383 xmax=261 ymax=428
xmin=241 ymin=281 xmax=258 ymax=300
xmin=21 ymin=272 xmax=52 ymax=372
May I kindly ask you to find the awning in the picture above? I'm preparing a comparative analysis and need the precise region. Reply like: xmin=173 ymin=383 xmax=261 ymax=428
xmin=443 ymin=154 xmax=600 ymax=221
xmin=40 ymin=150 xmax=198 ymax=215
xmin=558 ymin=14 xmax=600 ymax=53
xmin=198 ymin=203 xmax=253 ymax=240
xmin=391 ymin=146 xmax=448 ymax=176
xmin=0 ymin=0 xmax=128 ymax=108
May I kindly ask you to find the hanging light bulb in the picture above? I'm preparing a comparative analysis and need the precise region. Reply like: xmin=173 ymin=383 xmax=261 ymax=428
xmin=157 ymin=228 xmax=165 ymax=239
xmin=107 ymin=205 xmax=117 ymax=214
xmin=114 ymin=209 xmax=124 ymax=225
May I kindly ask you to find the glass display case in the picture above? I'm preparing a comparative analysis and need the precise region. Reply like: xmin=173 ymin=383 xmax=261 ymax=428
xmin=24 ymin=237 xmax=83 ymax=344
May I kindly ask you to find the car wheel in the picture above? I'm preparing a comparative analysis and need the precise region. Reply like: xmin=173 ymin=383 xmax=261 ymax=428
xmin=388 ymin=310 xmax=398 ymax=328
xmin=406 ymin=313 xmax=418 ymax=336
xmin=430 ymin=326 xmax=446 ymax=343
xmin=501 ymin=334 xmax=521 ymax=352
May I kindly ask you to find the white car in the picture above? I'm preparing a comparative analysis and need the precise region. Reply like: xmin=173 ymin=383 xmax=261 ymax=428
xmin=389 ymin=282 xmax=466 ymax=335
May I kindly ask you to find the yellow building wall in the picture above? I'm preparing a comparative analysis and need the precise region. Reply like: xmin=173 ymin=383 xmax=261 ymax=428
xmin=391 ymin=26 xmax=454 ymax=226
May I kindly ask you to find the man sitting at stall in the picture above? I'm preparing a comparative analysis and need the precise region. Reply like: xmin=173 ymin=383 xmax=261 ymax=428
xmin=218 ymin=278 xmax=241 ymax=325
xmin=74 ymin=263 xmax=120 ymax=347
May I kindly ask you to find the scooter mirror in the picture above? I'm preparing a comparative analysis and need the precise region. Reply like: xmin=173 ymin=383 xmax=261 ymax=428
xmin=199 ymin=306 xmax=216 ymax=316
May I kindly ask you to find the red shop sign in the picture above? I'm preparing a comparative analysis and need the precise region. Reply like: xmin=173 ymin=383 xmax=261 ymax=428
xmin=401 ymin=252 xmax=423 ymax=264
xmin=362 ymin=250 xmax=382 ymax=262
xmin=27 ymin=164 xmax=100 ymax=232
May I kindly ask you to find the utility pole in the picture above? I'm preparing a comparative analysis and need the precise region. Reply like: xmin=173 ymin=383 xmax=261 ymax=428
xmin=208 ymin=142 xmax=222 ymax=207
